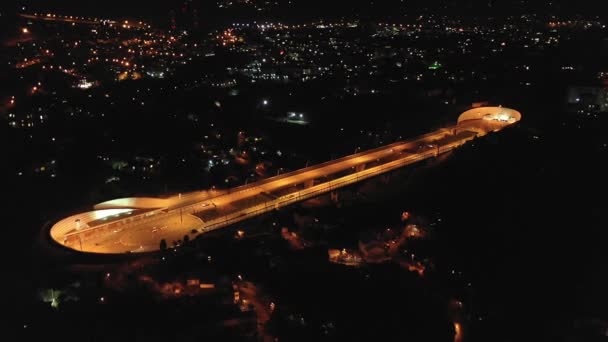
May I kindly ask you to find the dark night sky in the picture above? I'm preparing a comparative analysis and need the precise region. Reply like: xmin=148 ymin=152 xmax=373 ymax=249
xmin=2 ymin=0 xmax=606 ymax=19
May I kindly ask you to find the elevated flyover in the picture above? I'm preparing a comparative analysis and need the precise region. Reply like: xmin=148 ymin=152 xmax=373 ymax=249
xmin=49 ymin=107 xmax=521 ymax=254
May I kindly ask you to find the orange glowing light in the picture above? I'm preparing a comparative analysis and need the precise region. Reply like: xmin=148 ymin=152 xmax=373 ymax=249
xmin=454 ymin=323 xmax=463 ymax=342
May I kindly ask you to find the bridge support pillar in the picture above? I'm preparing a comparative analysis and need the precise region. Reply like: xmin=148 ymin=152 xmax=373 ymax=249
xmin=330 ymin=191 xmax=339 ymax=203
xmin=355 ymin=164 xmax=366 ymax=172
xmin=304 ymin=179 xmax=315 ymax=188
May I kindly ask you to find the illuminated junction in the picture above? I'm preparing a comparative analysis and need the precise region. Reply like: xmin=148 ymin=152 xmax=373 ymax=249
xmin=49 ymin=107 xmax=521 ymax=254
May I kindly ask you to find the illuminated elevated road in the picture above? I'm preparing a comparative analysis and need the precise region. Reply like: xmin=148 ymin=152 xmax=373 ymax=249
xmin=19 ymin=13 xmax=149 ymax=29
xmin=20 ymin=13 xmax=115 ymax=26
xmin=49 ymin=107 xmax=521 ymax=254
